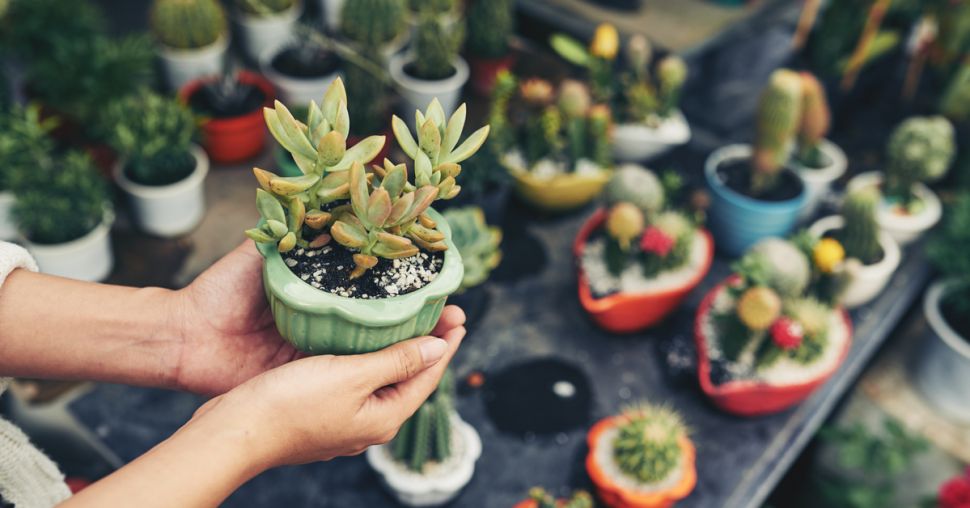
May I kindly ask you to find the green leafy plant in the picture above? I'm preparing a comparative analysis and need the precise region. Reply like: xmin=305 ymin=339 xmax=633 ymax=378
xmin=928 ymin=193 xmax=970 ymax=315
xmin=0 ymin=0 xmax=103 ymax=61
xmin=236 ymin=0 xmax=295 ymax=16
xmin=441 ymin=206 xmax=501 ymax=289
xmin=390 ymin=371 xmax=454 ymax=472
xmin=885 ymin=116 xmax=956 ymax=209
xmin=410 ymin=10 xmax=465 ymax=81
xmin=103 ymin=91 xmax=198 ymax=186
xmin=150 ymin=0 xmax=227 ymax=50
xmin=524 ymin=487 xmax=594 ymax=508
xmin=465 ymin=0 xmax=513 ymax=59
xmin=0 ymin=104 xmax=56 ymax=193
xmin=613 ymin=403 xmax=686 ymax=484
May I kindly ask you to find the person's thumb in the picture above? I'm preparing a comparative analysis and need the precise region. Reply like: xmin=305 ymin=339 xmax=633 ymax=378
xmin=353 ymin=336 xmax=448 ymax=391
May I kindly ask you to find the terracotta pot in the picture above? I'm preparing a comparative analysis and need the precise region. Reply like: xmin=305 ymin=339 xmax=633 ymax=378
xmin=574 ymin=208 xmax=714 ymax=333
xmin=586 ymin=416 xmax=697 ymax=508
xmin=179 ymin=71 xmax=275 ymax=164
xmin=469 ymin=52 xmax=515 ymax=97
xmin=694 ymin=276 xmax=853 ymax=416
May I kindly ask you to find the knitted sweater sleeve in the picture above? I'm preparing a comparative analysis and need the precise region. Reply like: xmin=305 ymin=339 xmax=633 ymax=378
xmin=0 ymin=242 xmax=72 ymax=507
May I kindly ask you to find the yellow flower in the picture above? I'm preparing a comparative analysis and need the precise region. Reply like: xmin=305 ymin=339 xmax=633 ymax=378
xmin=590 ymin=23 xmax=619 ymax=60
xmin=813 ymin=238 xmax=845 ymax=273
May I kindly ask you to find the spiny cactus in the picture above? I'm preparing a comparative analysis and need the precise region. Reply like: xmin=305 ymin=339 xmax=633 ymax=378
xmin=653 ymin=210 xmax=692 ymax=240
xmin=839 ymin=189 xmax=882 ymax=266
xmin=236 ymin=0 xmax=294 ymax=16
xmin=742 ymin=238 xmax=811 ymax=297
xmin=751 ymin=69 xmax=803 ymax=194
xmin=150 ymin=0 xmax=227 ymax=50
xmin=488 ymin=71 xmax=518 ymax=155
xmin=796 ymin=71 xmax=831 ymax=167
xmin=588 ymin=104 xmax=612 ymax=168
xmin=443 ymin=206 xmax=501 ymax=289
xmin=340 ymin=0 xmax=406 ymax=48
xmin=784 ymin=297 xmax=830 ymax=338
xmin=559 ymin=80 xmax=592 ymax=167
xmin=466 ymin=0 xmax=513 ymax=59
xmin=736 ymin=286 xmax=783 ymax=331
xmin=390 ymin=371 xmax=454 ymax=472
xmin=606 ymin=202 xmax=645 ymax=251
xmin=411 ymin=10 xmax=465 ymax=81
xmin=612 ymin=403 xmax=686 ymax=485
xmin=657 ymin=56 xmax=687 ymax=117
xmin=885 ymin=116 xmax=956 ymax=206
xmin=407 ymin=0 xmax=456 ymax=14
xmin=525 ymin=487 xmax=593 ymax=508
xmin=605 ymin=164 xmax=665 ymax=216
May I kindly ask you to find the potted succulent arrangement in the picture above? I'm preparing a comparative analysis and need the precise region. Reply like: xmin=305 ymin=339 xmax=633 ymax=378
xmin=575 ymin=165 xmax=714 ymax=333
xmin=105 ymin=91 xmax=209 ymax=238
xmin=246 ymin=78 xmax=489 ymax=353
xmin=260 ymin=25 xmax=342 ymax=107
xmin=465 ymin=0 xmax=515 ymax=96
xmin=695 ymin=236 xmax=853 ymax=416
xmin=493 ymin=74 xmax=613 ymax=212
xmin=847 ymin=116 xmax=954 ymax=246
xmin=441 ymin=206 xmax=501 ymax=331
xmin=150 ymin=0 xmax=229 ymax=91
xmin=234 ymin=0 xmax=302 ymax=62
xmin=389 ymin=7 xmax=468 ymax=116
xmin=914 ymin=193 xmax=970 ymax=423
xmin=366 ymin=371 xmax=482 ymax=506
xmin=705 ymin=69 xmax=808 ymax=257
xmin=180 ymin=68 xmax=276 ymax=164
xmin=586 ymin=403 xmax=697 ymax=508
xmin=513 ymin=487 xmax=593 ymax=508
xmin=808 ymin=188 xmax=901 ymax=308
xmin=552 ymin=25 xmax=690 ymax=163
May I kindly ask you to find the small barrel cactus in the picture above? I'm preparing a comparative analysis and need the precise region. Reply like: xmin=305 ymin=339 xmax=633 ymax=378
xmin=746 ymin=238 xmax=811 ymax=297
xmin=796 ymin=72 xmax=831 ymax=167
xmin=841 ymin=188 xmax=883 ymax=264
xmin=785 ymin=297 xmax=830 ymax=338
xmin=466 ymin=0 xmax=513 ymax=59
xmin=657 ymin=56 xmax=687 ymax=117
xmin=391 ymin=371 xmax=454 ymax=472
xmin=612 ymin=403 xmax=686 ymax=485
xmin=886 ymin=116 xmax=956 ymax=205
xmin=340 ymin=0 xmax=407 ymax=48
xmin=411 ymin=10 xmax=465 ymax=81
xmin=605 ymin=164 xmax=665 ymax=216
xmin=606 ymin=202 xmax=645 ymax=251
xmin=150 ymin=0 xmax=227 ymax=50
xmin=752 ymin=69 xmax=803 ymax=194
xmin=442 ymin=206 xmax=502 ymax=290
xmin=736 ymin=286 xmax=783 ymax=331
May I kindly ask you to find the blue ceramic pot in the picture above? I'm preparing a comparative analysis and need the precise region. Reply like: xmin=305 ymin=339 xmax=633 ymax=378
xmin=705 ymin=144 xmax=808 ymax=257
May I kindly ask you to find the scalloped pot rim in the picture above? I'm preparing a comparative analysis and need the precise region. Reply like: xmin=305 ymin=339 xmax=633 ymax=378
xmin=256 ymin=207 xmax=464 ymax=327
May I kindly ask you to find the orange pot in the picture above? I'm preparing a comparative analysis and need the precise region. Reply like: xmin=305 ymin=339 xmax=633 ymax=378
xmin=586 ymin=416 xmax=697 ymax=508
xmin=694 ymin=276 xmax=853 ymax=416
xmin=574 ymin=208 xmax=714 ymax=333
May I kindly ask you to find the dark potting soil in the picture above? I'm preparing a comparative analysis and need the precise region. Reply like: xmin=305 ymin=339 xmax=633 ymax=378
xmin=271 ymin=47 xmax=340 ymax=79
xmin=403 ymin=62 xmax=457 ymax=82
xmin=188 ymin=83 xmax=266 ymax=119
xmin=482 ymin=357 xmax=592 ymax=435
xmin=282 ymin=242 xmax=444 ymax=299
xmin=941 ymin=292 xmax=970 ymax=344
xmin=717 ymin=159 xmax=804 ymax=201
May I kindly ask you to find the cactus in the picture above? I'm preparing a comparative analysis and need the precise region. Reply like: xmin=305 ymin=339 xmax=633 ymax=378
xmin=785 ymin=297 xmax=830 ymax=338
xmin=411 ymin=10 xmax=465 ymax=81
xmin=736 ymin=286 xmax=783 ymax=331
xmin=550 ymin=23 xmax=617 ymax=103
xmin=812 ymin=238 xmax=845 ymax=274
xmin=407 ymin=0 xmax=456 ymax=14
xmin=150 ymin=0 xmax=227 ymax=50
xmin=466 ymin=0 xmax=513 ymax=59
xmin=605 ymin=164 xmax=665 ymax=216
xmin=751 ymin=69 xmax=803 ymax=194
xmin=606 ymin=203 xmax=645 ymax=251
xmin=654 ymin=210 xmax=692 ymax=240
xmin=839 ymin=188 xmax=882 ymax=264
xmin=588 ymin=104 xmax=612 ymax=168
xmin=488 ymin=71 xmax=518 ymax=155
xmin=525 ymin=487 xmax=593 ymax=508
xmin=442 ymin=206 xmax=502 ymax=289
xmin=743 ymin=238 xmax=811 ymax=297
xmin=796 ymin=72 xmax=831 ymax=167
xmin=612 ymin=403 xmax=686 ymax=485
xmin=656 ymin=56 xmax=687 ymax=117
xmin=340 ymin=0 xmax=407 ymax=48
xmin=559 ymin=80 xmax=592 ymax=167
xmin=625 ymin=34 xmax=652 ymax=83
xmin=390 ymin=371 xmax=454 ymax=472
xmin=236 ymin=0 xmax=294 ymax=16
xmin=885 ymin=116 xmax=956 ymax=207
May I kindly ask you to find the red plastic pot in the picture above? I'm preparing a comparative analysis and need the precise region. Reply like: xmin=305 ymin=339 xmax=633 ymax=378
xmin=469 ymin=52 xmax=516 ymax=96
xmin=179 ymin=71 xmax=275 ymax=164
xmin=574 ymin=208 xmax=714 ymax=334
xmin=694 ymin=276 xmax=853 ymax=416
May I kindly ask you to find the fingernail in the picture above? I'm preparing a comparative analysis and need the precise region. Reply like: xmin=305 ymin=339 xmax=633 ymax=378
xmin=419 ymin=338 xmax=448 ymax=366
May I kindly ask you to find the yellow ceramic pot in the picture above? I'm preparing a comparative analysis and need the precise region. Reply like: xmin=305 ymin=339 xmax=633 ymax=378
xmin=505 ymin=159 xmax=611 ymax=213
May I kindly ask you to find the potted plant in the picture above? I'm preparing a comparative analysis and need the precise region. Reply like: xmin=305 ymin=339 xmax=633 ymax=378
xmin=513 ymin=487 xmax=593 ymax=508
xmin=247 ymin=78 xmax=489 ymax=354
xmin=575 ymin=165 xmax=714 ymax=333
xmin=705 ymin=69 xmax=809 ymax=257
xmin=389 ymin=9 xmax=468 ymax=116
xmin=339 ymin=0 xmax=410 ymax=59
xmin=552 ymin=26 xmax=690 ymax=163
xmin=465 ymin=0 xmax=515 ymax=96
xmin=847 ymin=116 xmax=954 ymax=246
xmin=913 ymin=193 xmax=970 ymax=423
xmin=0 ymin=106 xmax=55 ymax=241
xmin=695 ymin=236 xmax=853 ymax=416
xmin=105 ymin=91 xmax=208 ymax=238
xmin=149 ymin=0 xmax=229 ymax=91
xmin=809 ymin=187 xmax=901 ymax=308
xmin=586 ymin=403 xmax=697 ymax=508
xmin=234 ymin=0 xmax=302 ymax=62
xmin=493 ymin=74 xmax=613 ymax=212
xmin=441 ymin=206 xmax=501 ymax=331
xmin=789 ymin=72 xmax=847 ymax=221
xmin=260 ymin=25 xmax=342 ymax=107
xmin=366 ymin=372 xmax=482 ymax=506
xmin=180 ymin=68 xmax=276 ymax=164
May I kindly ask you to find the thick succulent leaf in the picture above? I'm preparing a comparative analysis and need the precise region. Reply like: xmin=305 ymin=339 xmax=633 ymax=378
xmin=266 ymin=219 xmax=289 ymax=238
xmin=436 ymin=162 xmax=461 ymax=178
xmin=425 ymin=99 xmax=446 ymax=128
xmin=410 ymin=235 xmax=448 ymax=252
xmin=374 ymin=241 xmax=419 ymax=259
xmin=245 ymin=228 xmax=275 ymax=243
xmin=350 ymin=253 xmax=379 ymax=279
xmin=253 ymin=167 xmax=276 ymax=192
xmin=317 ymin=183 xmax=349 ymax=203
xmin=366 ymin=188 xmax=392 ymax=228
xmin=442 ymin=104 xmax=466 ymax=155
xmin=331 ymin=220 xmax=368 ymax=248
xmin=321 ymin=77 xmax=347 ymax=122
xmin=265 ymin=102 xmax=317 ymax=160
xmin=278 ymin=232 xmax=297 ymax=252
xmin=409 ymin=223 xmax=445 ymax=243
xmin=418 ymin=213 xmax=437 ymax=229
xmin=392 ymin=115 xmax=419 ymax=158
xmin=441 ymin=125 xmax=490 ymax=164
xmin=348 ymin=162 xmax=370 ymax=223
xmin=376 ymin=231 xmax=413 ymax=249
xmin=550 ymin=34 xmax=591 ymax=66
xmin=387 ymin=191 xmax=415 ymax=225
xmin=307 ymin=101 xmax=326 ymax=140
xmin=269 ymin=173 xmax=320 ymax=196
xmin=256 ymin=188 xmax=286 ymax=223
xmin=333 ymin=136 xmax=386 ymax=170
xmin=414 ymin=150 xmax=433 ymax=187
xmin=334 ymin=99 xmax=350 ymax=139
xmin=317 ymin=131 xmax=346 ymax=167
xmin=418 ymin=118 xmax=442 ymax=161
xmin=437 ymin=176 xmax=456 ymax=199
xmin=293 ymin=152 xmax=316 ymax=176
xmin=415 ymin=110 xmax=426 ymax=129
xmin=287 ymin=196 xmax=306 ymax=232
xmin=305 ymin=210 xmax=332 ymax=229
xmin=381 ymin=165 xmax=407 ymax=199
xmin=308 ymin=233 xmax=331 ymax=248
xmin=444 ymin=184 xmax=461 ymax=199
xmin=400 ymin=186 xmax=438 ymax=224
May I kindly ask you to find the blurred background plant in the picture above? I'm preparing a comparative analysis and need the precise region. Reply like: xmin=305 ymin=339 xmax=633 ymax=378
xmin=465 ymin=0 xmax=513 ymax=60
xmin=236 ymin=0 xmax=295 ymax=16
xmin=150 ymin=0 xmax=228 ymax=50
xmin=928 ymin=193 xmax=970 ymax=315
xmin=442 ymin=206 xmax=501 ymax=291
xmin=410 ymin=9 xmax=465 ymax=80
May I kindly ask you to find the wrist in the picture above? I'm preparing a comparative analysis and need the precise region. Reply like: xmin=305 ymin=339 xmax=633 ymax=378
xmin=183 ymin=395 xmax=279 ymax=478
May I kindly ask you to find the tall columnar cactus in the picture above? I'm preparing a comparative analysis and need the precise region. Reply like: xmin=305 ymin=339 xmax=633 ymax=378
xmin=796 ymin=72 xmax=831 ymax=167
xmin=488 ymin=71 xmax=517 ymax=155
xmin=443 ymin=206 xmax=502 ymax=289
xmin=412 ymin=10 xmax=465 ymax=81
xmin=465 ymin=0 xmax=513 ymax=59
xmin=391 ymin=371 xmax=454 ymax=472
xmin=625 ymin=35 xmax=652 ymax=83
xmin=340 ymin=0 xmax=407 ymax=48
xmin=150 ymin=0 xmax=227 ymax=50
xmin=885 ymin=116 xmax=956 ymax=206
xmin=840 ymin=188 xmax=882 ymax=264
xmin=559 ymin=80 xmax=591 ymax=167
xmin=612 ymin=403 xmax=686 ymax=485
xmin=751 ymin=69 xmax=803 ymax=194
xmin=588 ymin=104 xmax=612 ymax=168
xmin=656 ymin=56 xmax=687 ymax=117
xmin=605 ymin=164 xmax=665 ymax=216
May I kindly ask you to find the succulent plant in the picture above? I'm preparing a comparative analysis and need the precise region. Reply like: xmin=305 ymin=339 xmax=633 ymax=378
xmin=236 ymin=0 xmax=294 ymax=16
xmin=391 ymin=371 xmax=454 ymax=472
xmin=487 ymin=70 xmax=518 ymax=156
xmin=751 ymin=69 xmax=803 ymax=194
xmin=604 ymin=164 xmax=665 ymax=216
xmin=606 ymin=202 xmax=645 ymax=251
xmin=885 ymin=116 xmax=956 ymax=206
xmin=742 ymin=238 xmax=811 ymax=297
xmin=796 ymin=71 xmax=831 ymax=167
xmin=442 ymin=206 xmax=501 ymax=289
xmin=653 ymin=210 xmax=693 ymax=240
xmin=525 ymin=487 xmax=594 ymax=508
xmin=736 ymin=286 xmax=783 ymax=331
xmin=656 ymin=56 xmax=687 ymax=118
xmin=612 ymin=403 xmax=686 ymax=485
xmin=411 ymin=10 xmax=465 ymax=81
xmin=150 ymin=0 xmax=227 ymax=50
xmin=839 ymin=188 xmax=882 ymax=264
xmin=465 ymin=0 xmax=513 ymax=59
xmin=340 ymin=0 xmax=407 ymax=48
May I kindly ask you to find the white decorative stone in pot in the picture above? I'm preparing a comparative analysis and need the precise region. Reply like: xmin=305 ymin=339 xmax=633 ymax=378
xmin=0 ymin=191 xmax=16 ymax=241
xmin=156 ymin=35 xmax=229 ymax=91
xmin=25 ymin=212 xmax=114 ymax=282
xmin=846 ymin=171 xmax=942 ymax=246
xmin=611 ymin=110 xmax=691 ymax=163
xmin=914 ymin=280 xmax=970 ymax=424
xmin=809 ymin=215 xmax=900 ymax=308
xmin=389 ymin=53 xmax=469 ymax=117
xmin=235 ymin=1 xmax=303 ymax=62
xmin=792 ymin=139 xmax=847 ymax=222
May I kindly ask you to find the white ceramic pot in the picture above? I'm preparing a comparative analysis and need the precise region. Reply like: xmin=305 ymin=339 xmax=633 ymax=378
xmin=260 ymin=45 xmax=342 ymax=107
xmin=318 ymin=0 xmax=345 ymax=32
xmin=0 ymin=191 xmax=16 ymax=241
xmin=913 ymin=280 xmax=970 ymax=423
xmin=846 ymin=171 xmax=942 ymax=246
xmin=25 ymin=213 xmax=114 ymax=282
xmin=389 ymin=53 xmax=469 ymax=117
xmin=809 ymin=215 xmax=901 ymax=308
xmin=367 ymin=412 xmax=481 ymax=507
xmin=156 ymin=34 xmax=229 ymax=91
xmin=115 ymin=145 xmax=209 ymax=238
xmin=792 ymin=139 xmax=847 ymax=222
xmin=235 ymin=1 xmax=302 ymax=62
xmin=611 ymin=110 xmax=691 ymax=163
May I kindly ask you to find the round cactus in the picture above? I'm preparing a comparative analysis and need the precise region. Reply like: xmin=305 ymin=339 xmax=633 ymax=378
xmin=466 ymin=0 xmax=514 ymax=59
xmin=605 ymin=164 xmax=665 ymax=216
xmin=737 ymin=286 xmax=783 ymax=331
xmin=150 ymin=0 xmax=227 ymax=50
xmin=752 ymin=69 xmax=803 ymax=193
xmin=340 ymin=0 xmax=407 ymax=48
xmin=653 ymin=210 xmax=692 ymax=240
xmin=886 ymin=116 xmax=956 ymax=204
xmin=748 ymin=238 xmax=811 ymax=297
xmin=796 ymin=72 xmax=831 ymax=166
xmin=785 ymin=297 xmax=830 ymax=337
xmin=606 ymin=202 xmax=645 ymax=251
xmin=612 ymin=403 xmax=686 ymax=485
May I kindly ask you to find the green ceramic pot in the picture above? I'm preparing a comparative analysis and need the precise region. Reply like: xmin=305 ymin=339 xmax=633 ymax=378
xmin=255 ymin=208 xmax=464 ymax=355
